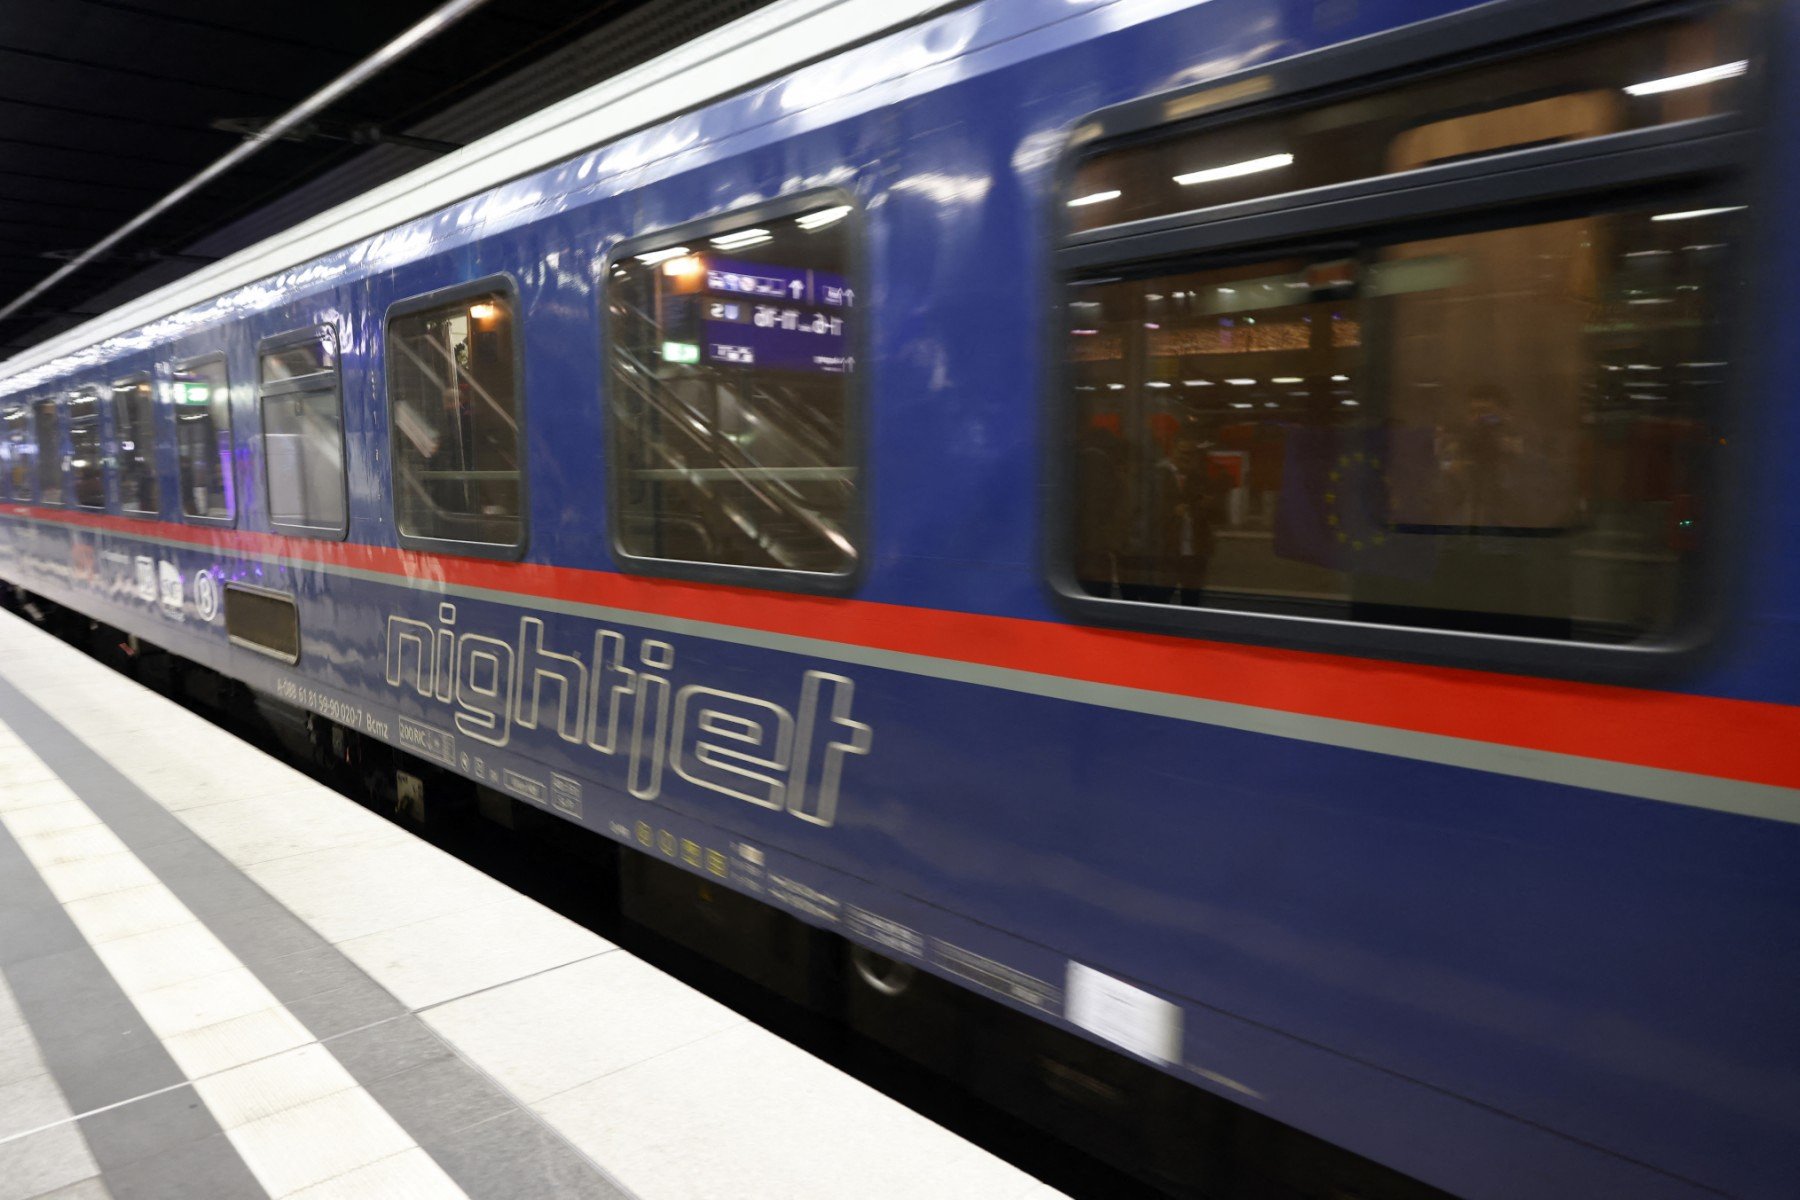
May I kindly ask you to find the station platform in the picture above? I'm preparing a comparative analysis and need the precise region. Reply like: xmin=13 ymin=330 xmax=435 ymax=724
xmin=0 ymin=609 xmax=1058 ymax=1200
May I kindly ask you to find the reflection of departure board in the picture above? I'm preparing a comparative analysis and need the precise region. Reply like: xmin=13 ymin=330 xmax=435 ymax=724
xmin=701 ymin=257 xmax=854 ymax=374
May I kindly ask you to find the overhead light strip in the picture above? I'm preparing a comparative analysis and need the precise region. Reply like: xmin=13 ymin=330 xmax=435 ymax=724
xmin=0 ymin=0 xmax=495 ymax=328
xmin=1624 ymin=60 xmax=1747 ymax=97
xmin=1173 ymin=152 xmax=1293 ymax=187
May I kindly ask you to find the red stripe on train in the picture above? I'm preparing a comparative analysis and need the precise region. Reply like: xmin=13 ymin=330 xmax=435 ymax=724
xmin=6 ymin=503 xmax=1798 ymax=792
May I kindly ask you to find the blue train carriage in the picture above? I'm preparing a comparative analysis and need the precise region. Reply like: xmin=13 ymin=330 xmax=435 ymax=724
xmin=0 ymin=0 xmax=1797 ymax=1197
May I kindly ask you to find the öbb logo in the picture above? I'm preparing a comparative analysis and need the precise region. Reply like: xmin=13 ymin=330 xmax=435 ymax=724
xmin=384 ymin=604 xmax=872 ymax=827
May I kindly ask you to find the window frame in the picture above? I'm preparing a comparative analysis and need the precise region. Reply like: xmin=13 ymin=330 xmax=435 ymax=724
xmin=601 ymin=187 xmax=868 ymax=595
xmin=172 ymin=352 xmax=237 ymax=528
xmin=0 ymin=399 xmax=28 ymax=504
xmin=30 ymin=394 xmax=63 ymax=508
xmin=1044 ymin=0 xmax=1769 ymax=681
xmin=63 ymin=383 xmax=108 ymax=512
xmin=108 ymin=372 xmax=161 ymax=520
xmin=258 ymin=325 xmax=349 ymax=541
xmin=383 ymin=275 xmax=528 ymax=561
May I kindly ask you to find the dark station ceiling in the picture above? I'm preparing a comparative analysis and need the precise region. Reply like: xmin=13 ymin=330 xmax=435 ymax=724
xmin=0 ymin=0 xmax=775 ymax=358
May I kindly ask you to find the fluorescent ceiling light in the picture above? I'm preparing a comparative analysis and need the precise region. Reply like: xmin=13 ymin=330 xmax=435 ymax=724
xmin=635 ymin=246 xmax=690 ymax=265
xmin=711 ymin=228 xmax=772 ymax=249
xmin=1225 ymin=378 xmax=1256 ymax=385
xmin=1271 ymin=376 xmax=1302 ymax=384
xmin=1651 ymin=206 xmax=1745 ymax=222
xmin=1067 ymin=189 xmax=1121 ymax=207
xmin=796 ymin=205 xmax=852 ymax=229
xmin=1173 ymin=152 xmax=1293 ymax=187
xmin=1624 ymin=60 xmax=1746 ymax=97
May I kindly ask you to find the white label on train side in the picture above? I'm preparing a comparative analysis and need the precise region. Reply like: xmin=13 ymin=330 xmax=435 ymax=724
xmin=157 ymin=560 xmax=183 ymax=619
xmin=1066 ymin=962 xmax=1184 ymax=1064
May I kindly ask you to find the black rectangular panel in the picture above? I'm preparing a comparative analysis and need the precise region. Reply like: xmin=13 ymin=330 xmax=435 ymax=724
xmin=224 ymin=585 xmax=300 ymax=663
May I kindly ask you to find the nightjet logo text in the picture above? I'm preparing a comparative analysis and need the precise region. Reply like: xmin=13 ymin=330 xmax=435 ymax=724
xmin=384 ymin=604 xmax=873 ymax=827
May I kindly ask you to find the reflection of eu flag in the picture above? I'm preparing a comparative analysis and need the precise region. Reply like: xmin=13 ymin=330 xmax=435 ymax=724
xmin=1273 ymin=426 xmax=1434 ymax=579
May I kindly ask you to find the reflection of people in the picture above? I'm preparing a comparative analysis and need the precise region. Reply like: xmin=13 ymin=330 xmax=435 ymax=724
xmin=1463 ymin=384 xmax=1518 ymax=526
xmin=1136 ymin=414 xmax=1222 ymax=605
xmin=1144 ymin=414 xmax=1184 ymax=600
xmin=1427 ymin=384 xmax=1526 ymax=527
xmin=1074 ymin=412 xmax=1128 ymax=595
xmin=1170 ymin=439 xmax=1221 ymax=603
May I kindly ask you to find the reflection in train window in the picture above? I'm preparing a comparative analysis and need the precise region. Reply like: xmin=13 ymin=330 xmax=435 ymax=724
xmin=32 ymin=398 xmax=60 ymax=505
xmin=260 ymin=331 xmax=346 ymax=537
xmin=1 ymin=403 xmax=29 ymax=502
xmin=67 ymin=387 xmax=105 ymax=510
xmin=1064 ymin=5 xmax=1753 ymax=648
xmin=174 ymin=357 xmax=234 ymax=521
xmin=1067 ymin=201 xmax=1736 ymax=643
xmin=1067 ymin=6 xmax=1749 ymax=232
xmin=388 ymin=288 xmax=523 ymax=550
xmin=607 ymin=201 xmax=859 ymax=577
xmin=261 ymin=339 xmax=333 ymax=383
xmin=111 ymin=375 xmax=159 ymax=515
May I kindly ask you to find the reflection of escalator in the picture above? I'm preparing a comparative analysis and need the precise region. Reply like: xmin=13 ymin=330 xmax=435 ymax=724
xmin=390 ymin=311 xmax=521 ymax=545
xmin=612 ymin=337 xmax=854 ymax=573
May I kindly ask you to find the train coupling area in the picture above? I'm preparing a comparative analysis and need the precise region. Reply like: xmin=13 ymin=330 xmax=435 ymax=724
xmin=0 ymin=608 xmax=1058 ymax=1200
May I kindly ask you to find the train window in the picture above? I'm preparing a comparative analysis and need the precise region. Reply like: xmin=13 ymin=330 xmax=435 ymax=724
xmin=606 ymin=196 xmax=860 ymax=582
xmin=259 ymin=329 xmax=346 ymax=538
xmin=66 ymin=387 xmax=105 ymax=510
xmin=1 ymin=403 xmax=29 ymax=501
xmin=32 ymin=398 xmax=60 ymax=505
xmin=386 ymin=284 xmax=524 ymax=553
xmin=111 ymin=374 xmax=158 ymax=516
xmin=174 ymin=357 xmax=234 ymax=522
xmin=1059 ymin=1 xmax=1753 ymax=661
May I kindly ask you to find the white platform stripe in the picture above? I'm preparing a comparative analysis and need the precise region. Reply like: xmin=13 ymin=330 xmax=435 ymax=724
xmin=0 ymin=729 xmax=467 ymax=1200
xmin=0 ymin=971 xmax=105 ymax=1194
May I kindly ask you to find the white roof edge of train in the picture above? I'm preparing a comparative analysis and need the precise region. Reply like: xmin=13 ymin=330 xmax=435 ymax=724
xmin=0 ymin=0 xmax=952 ymax=389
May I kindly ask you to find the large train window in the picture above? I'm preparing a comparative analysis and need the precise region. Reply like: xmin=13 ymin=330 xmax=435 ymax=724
xmin=386 ymin=281 xmax=524 ymax=555
xmin=1056 ymin=0 xmax=1753 ymax=668
xmin=1 ymin=402 xmax=29 ymax=501
xmin=606 ymin=194 xmax=860 ymax=586
xmin=111 ymin=374 xmax=159 ymax=516
xmin=66 ymin=387 xmax=105 ymax=511
xmin=31 ymin=397 xmax=60 ymax=506
xmin=259 ymin=328 xmax=346 ymax=538
xmin=174 ymin=355 xmax=234 ymax=523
